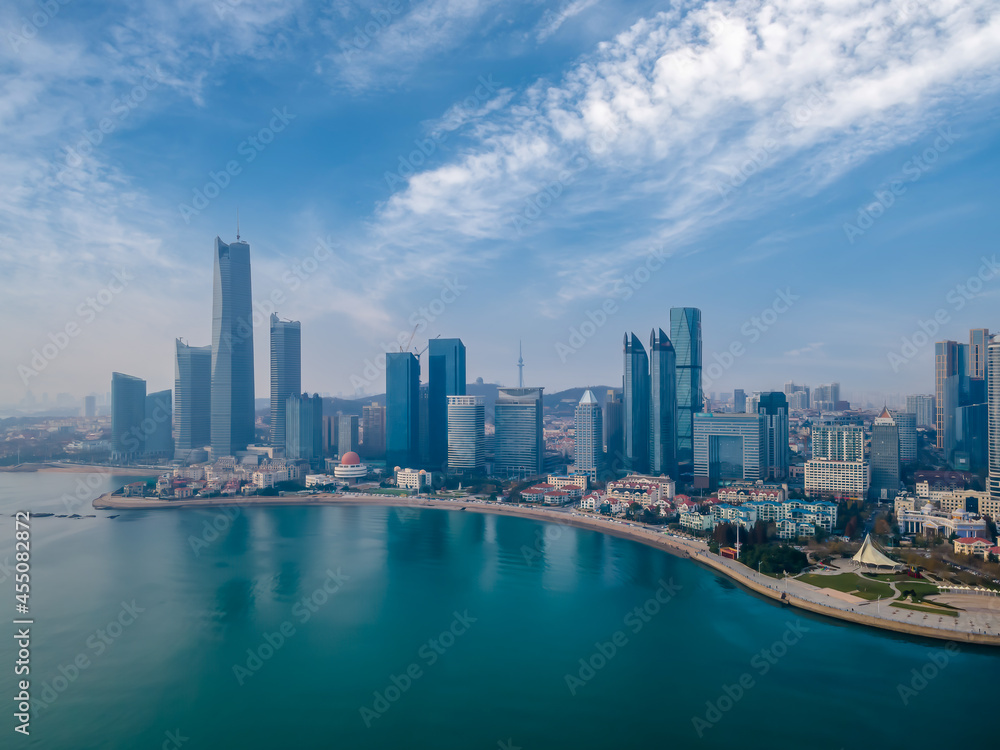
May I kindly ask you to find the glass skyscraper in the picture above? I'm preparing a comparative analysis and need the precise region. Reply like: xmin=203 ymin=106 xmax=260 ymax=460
xmin=988 ymin=337 xmax=1000 ymax=504
xmin=603 ymin=389 xmax=624 ymax=475
xmin=285 ymin=393 xmax=323 ymax=464
xmin=111 ymin=372 xmax=146 ymax=460
xmin=494 ymin=387 xmax=544 ymax=478
xmin=386 ymin=352 xmax=420 ymax=468
xmin=648 ymin=328 xmax=677 ymax=478
xmin=338 ymin=415 xmax=359 ymax=457
xmin=692 ymin=412 xmax=764 ymax=488
xmin=211 ymin=236 xmax=255 ymax=457
xmin=623 ymin=332 xmax=650 ymax=474
xmin=574 ymin=390 xmax=603 ymax=480
xmin=428 ymin=338 xmax=466 ymax=470
xmin=447 ymin=395 xmax=485 ymax=471
xmin=670 ymin=307 xmax=702 ymax=471
xmin=362 ymin=402 xmax=386 ymax=458
xmin=144 ymin=389 xmax=173 ymax=457
xmin=269 ymin=314 xmax=301 ymax=449
xmin=870 ymin=408 xmax=901 ymax=501
xmin=174 ymin=338 xmax=212 ymax=457
xmin=757 ymin=391 xmax=788 ymax=480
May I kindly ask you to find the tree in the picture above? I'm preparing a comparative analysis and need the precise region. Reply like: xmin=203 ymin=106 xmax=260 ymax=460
xmin=874 ymin=518 xmax=892 ymax=536
xmin=844 ymin=516 xmax=859 ymax=538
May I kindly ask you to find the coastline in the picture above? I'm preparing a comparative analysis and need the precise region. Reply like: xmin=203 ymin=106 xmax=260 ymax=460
xmin=1 ymin=462 xmax=157 ymax=476
xmin=92 ymin=491 xmax=1000 ymax=647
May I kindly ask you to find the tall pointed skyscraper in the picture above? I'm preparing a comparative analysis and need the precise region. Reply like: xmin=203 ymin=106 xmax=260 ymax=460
xmin=211 ymin=236 xmax=255 ymax=457
xmin=386 ymin=352 xmax=420 ymax=468
xmin=574 ymin=390 xmax=603 ymax=480
xmin=670 ymin=307 xmax=702 ymax=472
xmin=623 ymin=332 xmax=650 ymax=474
xmin=649 ymin=328 xmax=677 ymax=477
xmin=989 ymin=335 xmax=1000 ymax=504
xmin=269 ymin=313 xmax=301 ymax=449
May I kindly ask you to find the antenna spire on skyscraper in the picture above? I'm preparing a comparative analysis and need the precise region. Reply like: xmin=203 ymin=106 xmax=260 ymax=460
xmin=517 ymin=340 xmax=524 ymax=388
xmin=236 ymin=207 xmax=240 ymax=241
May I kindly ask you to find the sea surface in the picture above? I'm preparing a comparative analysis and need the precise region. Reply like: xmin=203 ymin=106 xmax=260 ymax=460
xmin=0 ymin=471 xmax=996 ymax=749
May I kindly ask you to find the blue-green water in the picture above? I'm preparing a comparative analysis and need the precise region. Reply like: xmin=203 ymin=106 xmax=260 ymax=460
xmin=0 ymin=472 xmax=996 ymax=749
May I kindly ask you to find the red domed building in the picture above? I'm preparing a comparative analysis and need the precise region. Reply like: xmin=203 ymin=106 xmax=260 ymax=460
xmin=333 ymin=451 xmax=368 ymax=483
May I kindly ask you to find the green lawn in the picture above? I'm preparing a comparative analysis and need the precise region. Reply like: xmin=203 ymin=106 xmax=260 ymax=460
xmin=893 ymin=581 xmax=940 ymax=599
xmin=890 ymin=601 xmax=959 ymax=617
xmin=797 ymin=573 xmax=895 ymax=600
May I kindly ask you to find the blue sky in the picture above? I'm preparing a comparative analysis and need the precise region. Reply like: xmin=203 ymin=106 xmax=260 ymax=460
xmin=2 ymin=0 xmax=999 ymax=406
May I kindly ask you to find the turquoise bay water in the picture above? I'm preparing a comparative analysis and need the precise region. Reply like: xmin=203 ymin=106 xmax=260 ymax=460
xmin=0 ymin=472 xmax=997 ymax=749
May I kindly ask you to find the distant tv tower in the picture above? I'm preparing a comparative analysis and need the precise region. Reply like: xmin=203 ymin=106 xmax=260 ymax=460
xmin=517 ymin=340 xmax=524 ymax=388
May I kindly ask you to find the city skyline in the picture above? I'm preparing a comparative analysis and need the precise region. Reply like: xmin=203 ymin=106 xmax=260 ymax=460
xmin=4 ymin=1 xmax=1000 ymax=406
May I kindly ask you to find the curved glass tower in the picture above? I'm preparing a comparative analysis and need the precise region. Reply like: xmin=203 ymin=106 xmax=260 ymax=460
xmin=623 ymin=332 xmax=650 ymax=474
xmin=670 ymin=307 xmax=702 ymax=471
xmin=649 ymin=328 xmax=677 ymax=477
xmin=211 ymin=236 xmax=255 ymax=457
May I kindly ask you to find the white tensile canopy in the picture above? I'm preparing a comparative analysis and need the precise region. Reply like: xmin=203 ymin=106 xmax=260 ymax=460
xmin=852 ymin=534 xmax=905 ymax=571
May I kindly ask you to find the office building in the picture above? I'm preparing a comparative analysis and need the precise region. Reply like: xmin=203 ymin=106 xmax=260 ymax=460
xmin=418 ymin=385 xmax=431 ymax=466
xmin=989 ymin=337 xmax=1000 ymax=504
xmin=906 ymin=394 xmax=936 ymax=428
xmin=84 ymin=395 xmax=96 ymax=418
xmin=361 ymin=402 xmax=386 ymax=459
xmin=733 ymin=389 xmax=746 ymax=413
xmin=783 ymin=382 xmax=810 ymax=409
xmin=144 ymin=390 xmax=173 ymax=458
xmin=692 ymin=412 xmax=765 ymax=487
xmin=812 ymin=424 xmax=864 ymax=461
xmin=174 ymin=339 xmax=212 ymax=458
xmin=623 ymin=333 xmax=650 ymax=473
xmin=603 ymin=390 xmax=624 ymax=473
xmin=111 ymin=372 xmax=146 ymax=460
xmin=494 ymin=387 xmax=544 ymax=478
xmin=813 ymin=383 xmax=841 ymax=410
xmin=338 ymin=415 xmax=359 ymax=457
xmin=269 ymin=314 xmax=301 ymax=449
xmin=804 ymin=459 xmax=870 ymax=500
xmin=574 ymin=390 xmax=603 ymax=480
xmin=322 ymin=415 xmax=337 ymax=456
xmin=870 ymin=407 xmax=901 ymax=501
xmin=210 ymin=236 xmax=255 ymax=457
xmin=428 ymin=338 xmax=466 ymax=469
xmin=671 ymin=307 xmax=702 ymax=470
xmin=893 ymin=410 xmax=917 ymax=464
xmin=285 ymin=393 xmax=323 ymax=464
xmin=757 ymin=392 xmax=788 ymax=480
xmin=936 ymin=340 xmax=961 ymax=453
xmin=386 ymin=352 xmax=420 ymax=468
xmin=447 ymin=395 xmax=485 ymax=471
xmin=649 ymin=328 xmax=677 ymax=477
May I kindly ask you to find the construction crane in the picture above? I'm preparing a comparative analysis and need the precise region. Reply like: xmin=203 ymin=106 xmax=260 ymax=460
xmin=400 ymin=324 xmax=418 ymax=352
xmin=414 ymin=333 xmax=440 ymax=357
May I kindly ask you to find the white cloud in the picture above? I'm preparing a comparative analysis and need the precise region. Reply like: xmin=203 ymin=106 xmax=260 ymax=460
xmin=535 ymin=0 xmax=602 ymax=43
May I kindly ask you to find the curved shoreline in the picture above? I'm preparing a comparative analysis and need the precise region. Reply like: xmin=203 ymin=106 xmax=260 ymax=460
xmin=92 ymin=491 xmax=1000 ymax=647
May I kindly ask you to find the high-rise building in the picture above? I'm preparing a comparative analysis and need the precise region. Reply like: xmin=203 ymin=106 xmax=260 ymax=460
xmin=269 ymin=314 xmax=301 ymax=449
xmin=111 ymin=372 xmax=146 ymax=460
xmin=494 ymin=387 xmax=544 ymax=478
xmin=418 ymin=385 xmax=431 ymax=466
xmin=988 ymin=337 xmax=1000 ymax=504
xmin=211 ymin=236 xmax=255 ymax=457
xmin=361 ymin=402 xmax=386 ymax=459
xmin=648 ymin=328 xmax=677 ymax=477
xmin=937 ymin=332 xmax=990 ymax=467
xmin=144 ymin=390 xmax=173 ymax=457
xmin=447 ymin=395 xmax=484 ymax=472
xmin=954 ymin=403 xmax=988 ymax=472
xmin=574 ymin=390 xmax=603 ymax=480
xmin=812 ymin=424 xmax=864 ymax=461
xmin=84 ymin=395 xmax=96 ymax=418
xmin=428 ymin=338 xmax=466 ymax=470
xmin=906 ymin=394 xmax=936 ymax=428
xmin=870 ymin=407 xmax=901 ymax=501
xmin=893 ymin=410 xmax=917 ymax=464
xmin=936 ymin=340 xmax=960 ymax=452
xmin=670 ymin=307 xmax=702 ymax=471
xmin=386 ymin=352 xmax=420 ymax=468
xmin=322 ymin=415 xmax=337 ymax=456
xmin=623 ymin=332 xmax=650 ymax=473
xmin=970 ymin=328 xmax=990 ymax=380
xmin=603 ymin=390 xmax=624 ymax=474
xmin=692 ymin=412 xmax=765 ymax=488
xmin=733 ymin=389 xmax=746 ymax=413
xmin=285 ymin=393 xmax=323 ymax=464
xmin=783 ymin=382 xmax=810 ymax=408
xmin=757 ymin=392 xmax=788 ymax=480
xmin=338 ymin=415 xmax=359 ymax=457
xmin=174 ymin=339 xmax=212 ymax=458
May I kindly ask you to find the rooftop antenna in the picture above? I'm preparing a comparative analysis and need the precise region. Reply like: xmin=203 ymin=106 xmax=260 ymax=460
xmin=236 ymin=207 xmax=240 ymax=241
xmin=517 ymin=340 xmax=524 ymax=388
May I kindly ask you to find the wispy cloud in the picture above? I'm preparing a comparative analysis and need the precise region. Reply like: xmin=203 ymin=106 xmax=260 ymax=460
xmin=535 ymin=0 xmax=602 ymax=43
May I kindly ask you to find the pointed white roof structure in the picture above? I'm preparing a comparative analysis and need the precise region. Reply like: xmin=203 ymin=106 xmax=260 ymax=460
xmin=852 ymin=533 xmax=904 ymax=570
xmin=579 ymin=389 xmax=598 ymax=405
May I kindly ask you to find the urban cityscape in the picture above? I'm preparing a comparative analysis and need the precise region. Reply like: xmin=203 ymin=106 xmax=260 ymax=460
xmin=3 ymin=0 xmax=999 ymax=748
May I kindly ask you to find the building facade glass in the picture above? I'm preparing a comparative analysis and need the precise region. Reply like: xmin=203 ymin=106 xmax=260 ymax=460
xmin=174 ymin=338 xmax=212 ymax=456
xmin=648 ymin=328 xmax=677 ymax=478
xmin=494 ymin=387 xmax=543 ymax=478
xmin=269 ymin=314 xmax=301 ymax=449
xmin=623 ymin=333 xmax=649 ymax=474
xmin=670 ymin=307 xmax=702 ymax=471
xmin=386 ymin=352 xmax=420 ymax=468
xmin=447 ymin=395 xmax=485 ymax=471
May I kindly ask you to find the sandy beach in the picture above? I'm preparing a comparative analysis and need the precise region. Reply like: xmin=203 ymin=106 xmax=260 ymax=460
xmin=1 ymin=462 xmax=158 ymax=476
xmin=92 ymin=490 xmax=1000 ymax=646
